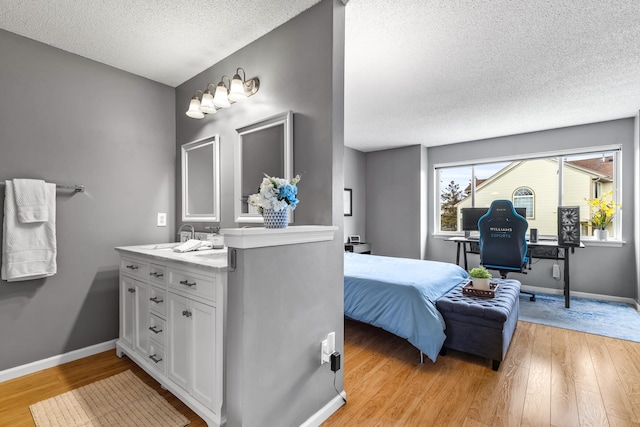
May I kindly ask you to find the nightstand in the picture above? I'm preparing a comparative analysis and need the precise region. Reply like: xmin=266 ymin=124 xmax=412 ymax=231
xmin=344 ymin=242 xmax=371 ymax=254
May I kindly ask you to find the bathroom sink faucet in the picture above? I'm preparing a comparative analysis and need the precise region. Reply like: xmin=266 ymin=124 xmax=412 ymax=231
xmin=177 ymin=224 xmax=195 ymax=242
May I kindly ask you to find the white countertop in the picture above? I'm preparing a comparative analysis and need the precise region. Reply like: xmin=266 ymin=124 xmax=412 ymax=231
xmin=115 ymin=243 xmax=228 ymax=272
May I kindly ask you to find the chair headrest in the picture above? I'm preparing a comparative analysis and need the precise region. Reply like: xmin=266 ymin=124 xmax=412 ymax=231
xmin=487 ymin=200 xmax=520 ymax=218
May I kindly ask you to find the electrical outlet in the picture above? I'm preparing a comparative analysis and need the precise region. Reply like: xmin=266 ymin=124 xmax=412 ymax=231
xmin=321 ymin=332 xmax=336 ymax=365
xmin=157 ymin=213 xmax=167 ymax=227
xmin=552 ymin=264 xmax=561 ymax=279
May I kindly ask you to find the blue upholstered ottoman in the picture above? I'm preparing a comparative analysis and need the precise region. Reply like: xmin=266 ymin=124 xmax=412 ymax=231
xmin=436 ymin=279 xmax=520 ymax=370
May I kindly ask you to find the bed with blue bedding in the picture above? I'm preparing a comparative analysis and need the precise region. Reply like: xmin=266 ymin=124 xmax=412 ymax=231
xmin=344 ymin=252 xmax=469 ymax=362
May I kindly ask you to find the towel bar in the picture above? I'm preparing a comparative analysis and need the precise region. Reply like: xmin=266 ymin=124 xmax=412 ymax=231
xmin=0 ymin=181 xmax=84 ymax=193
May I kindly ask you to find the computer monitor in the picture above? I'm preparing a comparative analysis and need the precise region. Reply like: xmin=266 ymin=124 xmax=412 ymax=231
xmin=461 ymin=206 xmax=527 ymax=231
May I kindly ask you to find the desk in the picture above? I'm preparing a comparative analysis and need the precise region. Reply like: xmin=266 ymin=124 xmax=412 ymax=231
xmin=447 ymin=237 xmax=584 ymax=308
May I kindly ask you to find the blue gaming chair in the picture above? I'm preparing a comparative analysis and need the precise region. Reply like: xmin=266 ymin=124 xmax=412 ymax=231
xmin=478 ymin=200 xmax=535 ymax=301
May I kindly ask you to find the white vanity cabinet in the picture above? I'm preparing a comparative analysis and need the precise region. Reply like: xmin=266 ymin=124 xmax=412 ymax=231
xmin=115 ymin=246 xmax=227 ymax=427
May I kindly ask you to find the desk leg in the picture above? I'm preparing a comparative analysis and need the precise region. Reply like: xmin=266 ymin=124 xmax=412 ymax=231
xmin=456 ymin=242 xmax=461 ymax=266
xmin=463 ymin=243 xmax=468 ymax=271
xmin=564 ymin=249 xmax=570 ymax=308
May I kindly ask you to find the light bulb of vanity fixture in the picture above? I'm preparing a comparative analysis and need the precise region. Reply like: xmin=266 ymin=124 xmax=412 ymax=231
xmin=229 ymin=70 xmax=248 ymax=102
xmin=212 ymin=81 xmax=231 ymax=108
xmin=185 ymin=95 xmax=204 ymax=119
xmin=199 ymin=87 xmax=217 ymax=114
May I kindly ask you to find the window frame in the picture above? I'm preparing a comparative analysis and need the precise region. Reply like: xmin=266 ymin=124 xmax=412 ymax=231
xmin=433 ymin=144 xmax=622 ymax=241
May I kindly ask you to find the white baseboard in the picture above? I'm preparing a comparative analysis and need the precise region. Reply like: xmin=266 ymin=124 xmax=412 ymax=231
xmin=300 ymin=391 xmax=347 ymax=427
xmin=521 ymin=285 xmax=638 ymax=309
xmin=0 ymin=339 xmax=117 ymax=384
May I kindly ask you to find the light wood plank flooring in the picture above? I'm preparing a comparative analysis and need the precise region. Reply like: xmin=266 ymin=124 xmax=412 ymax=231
xmin=323 ymin=319 xmax=640 ymax=426
xmin=2 ymin=319 xmax=639 ymax=426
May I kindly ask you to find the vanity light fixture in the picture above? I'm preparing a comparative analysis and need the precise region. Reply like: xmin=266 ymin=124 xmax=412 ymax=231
xmin=186 ymin=91 xmax=205 ymax=119
xmin=185 ymin=68 xmax=259 ymax=119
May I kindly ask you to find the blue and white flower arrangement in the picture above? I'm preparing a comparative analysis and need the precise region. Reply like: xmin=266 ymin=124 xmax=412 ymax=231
xmin=247 ymin=174 xmax=301 ymax=213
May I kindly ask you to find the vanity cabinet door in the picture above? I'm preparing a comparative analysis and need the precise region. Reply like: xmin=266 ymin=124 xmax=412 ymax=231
xmin=120 ymin=275 xmax=149 ymax=358
xmin=167 ymin=291 xmax=217 ymax=410
xmin=191 ymin=300 xmax=216 ymax=409
xmin=120 ymin=275 xmax=136 ymax=350
xmin=168 ymin=292 xmax=190 ymax=391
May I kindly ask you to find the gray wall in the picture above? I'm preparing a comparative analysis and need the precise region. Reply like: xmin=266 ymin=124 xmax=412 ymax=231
xmin=428 ymin=119 xmax=637 ymax=299
xmin=344 ymin=147 xmax=366 ymax=242
xmin=176 ymin=1 xmax=345 ymax=425
xmin=365 ymin=145 xmax=426 ymax=259
xmin=175 ymin=1 xmax=343 ymax=231
xmin=0 ymin=30 xmax=176 ymax=370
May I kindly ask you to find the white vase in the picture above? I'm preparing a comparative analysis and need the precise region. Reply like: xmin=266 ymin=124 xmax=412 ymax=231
xmin=594 ymin=229 xmax=609 ymax=241
xmin=471 ymin=278 xmax=490 ymax=291
xmin=262 ymin=208 xmax=289 ymax=229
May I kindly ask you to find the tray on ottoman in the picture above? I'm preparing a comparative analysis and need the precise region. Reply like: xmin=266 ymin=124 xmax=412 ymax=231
xmin=462 ymin=279 xmax=500 ymax=298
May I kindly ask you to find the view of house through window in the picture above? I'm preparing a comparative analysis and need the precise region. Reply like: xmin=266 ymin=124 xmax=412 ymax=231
xmin=437 ymin=149 xmax=620 ymax=239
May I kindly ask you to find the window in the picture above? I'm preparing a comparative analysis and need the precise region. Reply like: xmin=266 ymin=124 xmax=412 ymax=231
xmin=513 ymin=187 xmax=534 ymax=218
xmin=435 ymin=147 xmax=621 ymax=239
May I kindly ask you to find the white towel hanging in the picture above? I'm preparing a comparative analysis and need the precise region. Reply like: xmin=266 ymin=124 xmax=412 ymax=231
xmin=1 ymin=180 xmax=57 ymax=282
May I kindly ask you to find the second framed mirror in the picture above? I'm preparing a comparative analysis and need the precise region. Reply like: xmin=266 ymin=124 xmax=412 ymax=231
xmin=234 ymin=111 xmax=293 ymax=223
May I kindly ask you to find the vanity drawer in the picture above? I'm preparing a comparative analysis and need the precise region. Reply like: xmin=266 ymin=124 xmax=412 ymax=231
xmin=149 ymin=264 xmax=167 ymax=284
xmin=120 ymin=257 xmax=149 ymax=280
xmin=148 ymin=313 xmax=166 ymax=345
xmin=148 ymin=285 xmax=166 ymax=317
xmin=147 ymin=343 xmax=165 ymax=373
xmin=168 ymin=268 xmax=216 ymax=300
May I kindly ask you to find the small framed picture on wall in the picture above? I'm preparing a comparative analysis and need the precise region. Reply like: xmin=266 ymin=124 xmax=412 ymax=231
xmin=344 ymin=188 xmax=352 ymax=216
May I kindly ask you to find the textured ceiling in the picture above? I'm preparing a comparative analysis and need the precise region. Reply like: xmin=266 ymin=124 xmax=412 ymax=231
xmin=0 ymin=0 xmax=321 ymax=87
xmin=1 ymin=0 xmax=639 ymax=151
xmin=345 ymin=0 xmax=640 ymax=150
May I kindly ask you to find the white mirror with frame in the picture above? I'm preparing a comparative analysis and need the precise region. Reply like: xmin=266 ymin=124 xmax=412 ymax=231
xmin=181 ymin=135 xmax=221 ymax=222
xmin=234 ymin=111 xmax=293 ymax=223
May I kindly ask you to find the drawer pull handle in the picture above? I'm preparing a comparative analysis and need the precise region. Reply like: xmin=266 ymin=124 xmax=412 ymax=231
xmin=149 ymin=354 xmax=163 ymax=364
xmin=126 ymin=265 xmax=139 ymax=270
xmin=149 ymin=326 xmax=163 ymax=334
xmin=149 ymin=297 xmax=164 ymax=303
xmin=179 ymin=280 xmax=196 ymax=287
xmin=128 ymin=288 xmax=135 ymax=293
xmin=150 ymin=272 xmax=164 ymax=278
xmin=182 ymin=310 xmax=192 ymax=318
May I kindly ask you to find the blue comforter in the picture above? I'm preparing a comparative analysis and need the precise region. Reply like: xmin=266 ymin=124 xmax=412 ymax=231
xmin=344 ymin=252 xmax=469 ymax=362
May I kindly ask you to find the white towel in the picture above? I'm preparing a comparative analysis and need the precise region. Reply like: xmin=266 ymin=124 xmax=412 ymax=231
xmin=173 ymin=239 xmax=213 ymax=253
xmin=2 ymin=180 xmax=57 ymax=282
xmin=13 ymin=178 xmax=49 ymax=223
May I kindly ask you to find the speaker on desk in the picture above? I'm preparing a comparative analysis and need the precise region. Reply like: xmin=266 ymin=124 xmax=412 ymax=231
xmin=530 ymin=228 xmax=538 ymax=243
xmin=557 ymin=206 xmax=581 ymax=247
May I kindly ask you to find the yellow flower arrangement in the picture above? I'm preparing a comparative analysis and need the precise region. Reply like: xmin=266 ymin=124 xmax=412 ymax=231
xmin=585 ymin=191 xmax=620 ymax=230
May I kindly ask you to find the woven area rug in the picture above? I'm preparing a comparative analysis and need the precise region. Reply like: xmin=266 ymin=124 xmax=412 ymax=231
xmin=519 ymin=292 xmax=640 ymax=343
xmin=29 ymin=370 xmax=190 ymax=427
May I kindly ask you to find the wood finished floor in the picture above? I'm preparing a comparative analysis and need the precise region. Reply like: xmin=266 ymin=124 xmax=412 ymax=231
xmin=324 ymin=319 xmax=640 ymax=427
xmin=2 ymin=319 xmax=639 ymax=426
